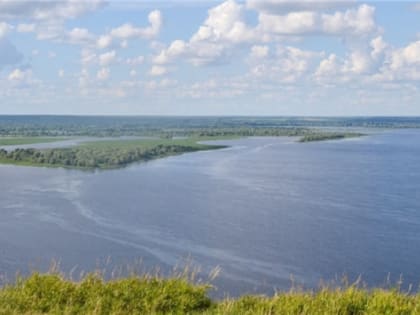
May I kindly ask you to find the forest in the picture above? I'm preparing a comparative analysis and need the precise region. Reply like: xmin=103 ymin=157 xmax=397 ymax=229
xmin=0 ymin=139 xmax=225 ymax=169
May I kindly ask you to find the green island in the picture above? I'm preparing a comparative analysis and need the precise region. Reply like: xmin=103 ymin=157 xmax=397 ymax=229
xmin=0 ymin=138 xmax=227 ymax=169
xmin=0 ymin=116 xmax=371 ymax=170
xmin=299 ymin=132 xmax=365 ymax=143
xmin=0 ymin=131 xmax=363 ymax=169
xmin=0 ymin=272 xmax=418 ymax=315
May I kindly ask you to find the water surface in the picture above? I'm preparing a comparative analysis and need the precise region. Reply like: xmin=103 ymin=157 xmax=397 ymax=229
xmin=1 ymin=130 xmax=419 ymax=296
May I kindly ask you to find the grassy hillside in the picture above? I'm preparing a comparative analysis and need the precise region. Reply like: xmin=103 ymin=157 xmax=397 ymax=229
xmin=0 ymin=272 xmax=419 ymax=314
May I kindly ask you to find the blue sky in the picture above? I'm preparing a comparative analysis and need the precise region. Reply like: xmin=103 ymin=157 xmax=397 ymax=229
xmin=0 ymin=0 xmax=419 ymax=115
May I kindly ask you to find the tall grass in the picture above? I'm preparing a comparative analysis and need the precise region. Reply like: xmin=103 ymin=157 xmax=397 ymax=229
xmin=0 ymin=268 xmax=419 ymax=315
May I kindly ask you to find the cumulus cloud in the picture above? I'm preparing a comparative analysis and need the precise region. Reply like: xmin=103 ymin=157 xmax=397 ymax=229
xmin=249 ymin=45 xmax=323 ymax=83
xmin=16 ymin=23 xmax=35 ymax=33
xmin=342 ymin=50 xmax=372 ymax=74
xmin=154 ymin=0 xmax=378 ymax=68
xmin=315 ymin=53 xmax=340 ymax=77
xmin=389 ymin=41 xmax=420 ymax=70
xmin=97 ymin=10 xmax=163 ymax=49
xmin=0 ymin=0 xmax=106 ymax=21
xmin=96 ymin=35 xmax=112 ymax=49
xmin=257 ymin=4 xmax=377 ymax=36
xmin=0 ymin=0 xmax=106 ymax=42
xmin=370 ymin=36 xmax=387 ymax=59
xmin=149 ymin=65 xmax=168 ymax=76
xmin=126 ymin=56 xmax=145 ymax=66
xmin=8 ymin=68 xmax=26 ymax=81
xmin=81 ymin=49 xmax=97 ymax=65
xmin=66 ymin=27 xmax=95 ymax=45
xmin=247 ymin=0 xmax=355 ymax=13
xmin=190 ymin=0 xmax=255 ymax=44
xmin=249 ymin=45 xmax=270 ymax=59
xmin=97 ymin=67 xmax=110 ymax=80
xmin=7 ymin=68 xmax=36 ymax=87
xmin=99 ymin=50 xmax=116 ymax=66
xmin=373 ymin=40 xmax=420 ymax=82
xmin=0 ymin=22 xmax=12 ymax=38
xmin=111 ymin=10 xmax=162 ymax=39
xmin=312 ymin=35 xmax=416 ymax=85
xmin=80 ymin=9 xmax=161 ymax=49
xmin=153 ymin=1 xmax=256 ymax=66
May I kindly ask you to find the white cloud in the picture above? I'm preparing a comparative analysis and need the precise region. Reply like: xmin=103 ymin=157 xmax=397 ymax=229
xmin=17 ymin=23 xmax=35 ymax=33
xmin=58 ymin=69 xmax=65 ymax=78
xmin=374 ymin=40 xmax=420 ymax=82
xmin=153 ymin=1 xmax=255 ymax=66
xmin=153 ymin=40 xmax=187 ymax=64
xmin=190 ymin=0 xmax=255 ymax=44
xmin=343 ymin=50 xmax=371 ymax=74
xmin=129 ymin=69 xmax=137 ymax=77
xmin=321 ymin=4 xmax=376 ymax=35
xmin=390 ymin=40 xmax=420 ymax=70
xmin=315 ymin=54 xmax=340 ymax=77
xmin=370 ymin=36 xmax=387 ymax=59
xmin=97 ymin=67 xmax=110 ymax=80
xmin=92 ymin=10 xmax=162 ymax=51
xmin=258 ymin=11 xmax=318 ymax=35
xmin=249 ymin=45 xmax=270 ymax=59
xmin=81 ymin=49 xmax=97 ymax=65
xmin=67 ymin=27 xmax=94 ymax=45
xmin=99 ymin=50 xmax=116 ymax=66
xmin=8 ymin=68 xmax=26 ymax=81
xmin=126 ymin=56 xmax=145 ymax=66
xmin=0 ymin=22 xmax=12 ymax=38
xmin=109 ymin=10 xmax=162 ymax=40
xmin=0 ymin=0 xmax=106 ymax=42
xmin=97 ymin=35 xmax=112 ymax=49
xmin=247 ymin=0 xmax=355 ymax=13
xmin=5 ymin=68 xmax=38 ymax=89
xmin=149 ymin=65 xmax=168 ymax=76
xmin=154 ymin=1 xmax=378 ymax=69
xmin=0 ymin=0 xmax=106 ymax=21
xmin=258 ymin=4 xmax=377 ymax=36
xmin=249 ymin=45 xmax=323 ymax=83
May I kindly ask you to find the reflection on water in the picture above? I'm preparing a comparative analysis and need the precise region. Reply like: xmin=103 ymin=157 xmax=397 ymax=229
xmin=1 ymin=130 xmax=420 ymax=296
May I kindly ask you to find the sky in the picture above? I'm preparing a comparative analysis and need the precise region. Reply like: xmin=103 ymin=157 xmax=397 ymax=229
xmin=0 ymin=0 xmax=419 ymax=116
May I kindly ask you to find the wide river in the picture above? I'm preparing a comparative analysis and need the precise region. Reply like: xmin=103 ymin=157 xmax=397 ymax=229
xmin=1 ymin=129 xmax=419 ymax=296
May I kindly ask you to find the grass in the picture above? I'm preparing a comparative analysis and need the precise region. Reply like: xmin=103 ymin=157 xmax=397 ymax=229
xmin=0 ymin=272 xmax=419 ymax=314
xmin=0 ymin=137 xmax=67 ymax=146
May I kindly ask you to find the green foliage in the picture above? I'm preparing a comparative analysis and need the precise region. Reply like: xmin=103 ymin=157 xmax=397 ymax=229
xmin=299 ymin=132 xmax=364 ymax=142
xmin=0 ymin=139 xmax=226 ymax=169
xmin=1 ymin=273 xmax=420 ymax=315
xmin=0 ymin=116 xmax=418 ymax=137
